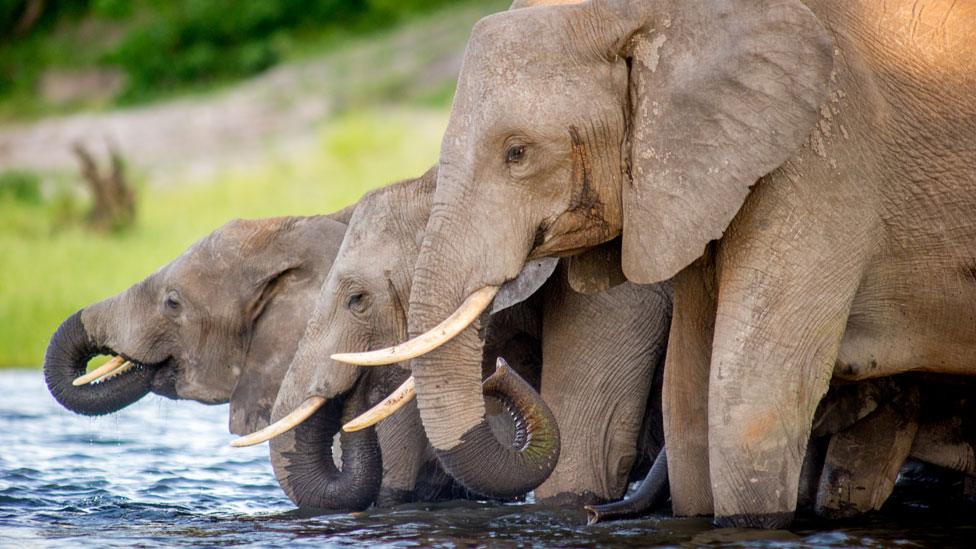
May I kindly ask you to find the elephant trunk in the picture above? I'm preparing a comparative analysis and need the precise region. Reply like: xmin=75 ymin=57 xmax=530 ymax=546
xmin=407 ymin=213 xmax=559 ymax=498
xmin=270 ymin=389 xmax=382 ymax=511
xmin=584 ymin=446 xmax=669 ymax=524
xmin=43 ymin=310 xmax=154 ymax=416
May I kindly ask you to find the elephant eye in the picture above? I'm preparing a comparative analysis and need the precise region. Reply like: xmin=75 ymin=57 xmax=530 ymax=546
xmin=164 ymin=290 xmax=182 ymax=312
xmin=506 ymin=144 xmax=526 ymax=164
xmin=346 ymin=292 xmax=368 ymax=314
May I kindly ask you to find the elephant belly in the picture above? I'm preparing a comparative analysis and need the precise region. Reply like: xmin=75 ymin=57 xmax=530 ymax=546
xmin=835 ymin=255 xmax=976 ymax=380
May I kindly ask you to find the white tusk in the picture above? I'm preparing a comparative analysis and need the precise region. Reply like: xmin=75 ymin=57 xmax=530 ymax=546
xmin=332 ymin=286 xmax=499 ymax=366
xmin=342 ymin=376 xmax=415 ymax=432
xmin=73 ymin=356 xmax=129 ymax=386
xmin=230 ymin=396 xmax=326 ymax=448
xmin=93 ymin=360 xmax=134 ymax=383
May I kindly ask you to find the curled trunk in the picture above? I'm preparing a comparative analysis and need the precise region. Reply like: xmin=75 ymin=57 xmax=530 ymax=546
xmin=270 ymin=392 xmax=382 ymax=511
xmin=408 ymin=209 xmax=560 ymax=499
xmin=435 ymin=359 xmax=560 ymax=498
xmin=44 ymin=310 xmax=153 ymax=416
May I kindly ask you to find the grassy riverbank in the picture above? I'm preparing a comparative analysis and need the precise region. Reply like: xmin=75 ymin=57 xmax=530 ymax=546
xmin=0 ymin=108 xmax=446 ymax=367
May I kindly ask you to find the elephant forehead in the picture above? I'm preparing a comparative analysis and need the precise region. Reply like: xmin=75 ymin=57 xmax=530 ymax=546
xmin=464 ymin=11 xmax=579 ymax=85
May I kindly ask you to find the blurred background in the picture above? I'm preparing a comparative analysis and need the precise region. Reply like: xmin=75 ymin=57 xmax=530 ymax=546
xmin=0 ymin=0 xmax=507 ymax=368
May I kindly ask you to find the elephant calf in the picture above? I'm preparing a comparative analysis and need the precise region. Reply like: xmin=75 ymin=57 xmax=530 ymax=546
xmin=803 ymin=376 xmax=976 ymax=519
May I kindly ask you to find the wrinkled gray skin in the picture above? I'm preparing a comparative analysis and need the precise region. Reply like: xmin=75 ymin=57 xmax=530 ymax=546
xmin=271 ymin=166 xmax=672 ymax=508
xmin=44 ymin=212 xmax=348 ymax=435
xmin=399 ymin=0 xmax=976 ymax=528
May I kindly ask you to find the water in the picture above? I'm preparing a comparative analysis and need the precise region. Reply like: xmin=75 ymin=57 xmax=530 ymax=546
xmin=3 ymin=369 xmax=976 ymax=548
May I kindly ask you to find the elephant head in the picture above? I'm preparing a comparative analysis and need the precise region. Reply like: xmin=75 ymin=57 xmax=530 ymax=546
xmin=334 ymin=0 xmax=833 ymax=498
xmin=44 ymin=213 xmax=347 ymax=436
xmin=236 ymin=166 xmax=559 ymax=508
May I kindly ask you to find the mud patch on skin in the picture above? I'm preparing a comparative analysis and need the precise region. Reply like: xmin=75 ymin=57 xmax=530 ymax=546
xmin=632 ymin=32 xmax=668 ymax=74
xmin=743 ymin=412 xmax=777 ymax=445
xmin=531 ymin=126 xmax=615 ymax=258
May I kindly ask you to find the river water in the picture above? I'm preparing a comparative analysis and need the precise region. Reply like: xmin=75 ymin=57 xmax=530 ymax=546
xmin=2 ymin=369 xmax=976 ymax=547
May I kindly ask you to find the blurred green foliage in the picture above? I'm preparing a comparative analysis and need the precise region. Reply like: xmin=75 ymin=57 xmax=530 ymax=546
xmin=0 ymin=170 xmax=43 ymax=204
xmin=0 ymin=0 xmax=458 ymax=116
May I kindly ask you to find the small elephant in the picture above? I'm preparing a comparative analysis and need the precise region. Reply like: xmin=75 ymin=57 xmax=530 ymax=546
xmin=240 ymin=165 xmax=673 ymax=509
xmin=333 ymin=0 xmax=976 ymax=528
xmin=802 ymin=376 xmax=976 ymax=519
xmin=43 ymin=210 xmax=349 ymax=435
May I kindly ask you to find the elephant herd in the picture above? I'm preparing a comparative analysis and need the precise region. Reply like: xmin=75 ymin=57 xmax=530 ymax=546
xmin=45 ymin=0 xmax=976 ymax=530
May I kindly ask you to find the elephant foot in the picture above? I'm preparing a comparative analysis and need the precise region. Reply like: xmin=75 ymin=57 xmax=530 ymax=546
xmin=584 ymin=448 xmax=668 ymax=525
xmin=713 ymin=512 xmax=794 ymax=529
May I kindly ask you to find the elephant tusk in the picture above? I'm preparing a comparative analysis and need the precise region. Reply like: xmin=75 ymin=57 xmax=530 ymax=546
xmin=230 ymin=396 xmax=326 ymax=447
xmin=93 ymin=360 xmax=135 ymax=383
xmin=342 ymin=376 xmax=416 ymax=432
xmin=331 ymin=286 xmax=499 ymax=366
xmin=72 ymin=356 xmax=130 ymax=386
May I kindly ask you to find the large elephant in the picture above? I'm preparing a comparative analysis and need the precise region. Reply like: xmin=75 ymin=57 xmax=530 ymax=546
xmin=333 ymin=0 xmax=976 ymax=528
xmin=44 ymin=210 xmax=350 ymax=435
xmin=238 ymin=166 xmax=673 ymax=508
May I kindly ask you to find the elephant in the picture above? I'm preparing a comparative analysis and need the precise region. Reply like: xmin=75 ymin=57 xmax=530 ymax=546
xmin=43 ymin=209 xmax=351 ymax=435
xmin=331 ymin=0 xmax=976 ymax=528
xmin=237 ymin=165 xmax=674 ymax=510
xmin=802 ymin=376 xmax=976 ymax=519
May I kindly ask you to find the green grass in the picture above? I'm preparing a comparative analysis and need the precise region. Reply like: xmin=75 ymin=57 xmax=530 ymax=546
xmin=0 ymin=107 xmax=447 ymax=367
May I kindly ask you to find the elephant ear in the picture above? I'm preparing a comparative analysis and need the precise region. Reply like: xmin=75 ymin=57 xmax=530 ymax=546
xmin=612 ymin=0 xmax=834 ymax=283
xmin=229 ymin=295 xmax=295 ymax=435
xmin=566 ymin=238 xmax=626 ymax=294
xmin=227 ymin=216 xmax=346 ymax=435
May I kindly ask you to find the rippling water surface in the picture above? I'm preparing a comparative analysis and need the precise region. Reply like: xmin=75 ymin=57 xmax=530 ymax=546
xmin=4 ymin=369 xmax=976 ymax=547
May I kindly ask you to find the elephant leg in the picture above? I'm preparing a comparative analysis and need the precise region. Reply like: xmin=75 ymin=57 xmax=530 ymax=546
xmin=708 ymin=195 xmax=873 ymax=528
xmin=795 ymin=435 xmax=828 ymax=513
xmin=663 ymin=258 xmax=716 ymax=517
xmin=534 ymin=272 xmax=669 ymax=504
xmin=815 ymin=383 xmax=920 ymax=518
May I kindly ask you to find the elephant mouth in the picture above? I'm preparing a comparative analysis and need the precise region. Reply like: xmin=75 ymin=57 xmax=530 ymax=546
xmin=110 ymin=353 xmax=182 ymax=400
xmin=148 ymin=358 xmax=179 ymax=399
xmin=68 ymin=348 xmax=190 ymax=403
xmin=76 ymin=349 xmax=170 ymax=387
xmin=72 ymin=348 xmax=180 ymax=400
xmin=46 ymin=311 xmax=164 ymax=416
